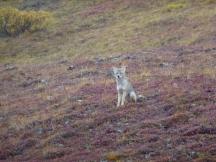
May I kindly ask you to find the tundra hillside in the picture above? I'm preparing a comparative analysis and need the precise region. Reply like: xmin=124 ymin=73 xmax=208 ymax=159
xmin=0 ymin=0 xmax=216 ymax=161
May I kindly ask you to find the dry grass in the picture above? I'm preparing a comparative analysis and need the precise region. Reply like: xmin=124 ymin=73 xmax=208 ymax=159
xmin=0 ymin=0 xmax=216 ymax=64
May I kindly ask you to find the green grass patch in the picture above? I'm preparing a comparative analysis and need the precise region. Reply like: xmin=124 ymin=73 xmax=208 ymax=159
xmin=164 ymin=2 xmax=186 ymax=12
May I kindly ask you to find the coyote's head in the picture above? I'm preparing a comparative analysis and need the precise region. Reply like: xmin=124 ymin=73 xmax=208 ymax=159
xmin=112 ymin=66 xmax=126 ymax=80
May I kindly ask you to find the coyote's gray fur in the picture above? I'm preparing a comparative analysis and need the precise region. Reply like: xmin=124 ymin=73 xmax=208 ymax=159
xmin=112 ymin=66 xmax=137 ymax=107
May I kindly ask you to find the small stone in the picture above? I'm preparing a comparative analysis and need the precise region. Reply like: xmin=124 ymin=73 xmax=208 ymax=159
xmin=57 ymin=144 xmax=64 ymax=147
xmin=36 ymin=128 xmax=43 ymax=135
xmin=5 ymin=64 xmax=17 ymax=71
xmin=145 ymin=154 xmax=151 ymax=159
xmin=67 ymin=65 xmax=75 ymax=70
xmin=191 ymin=103 xmax=196 ymax=107
xmin=65 ymin=120 xmax=69 ymax=125
xmin=100 ymin=160 xmax=108 ymax=162
xmin=77 ymin=99 xmax=82 ymax=102
xmin=159 ymin=62 xmax=169 ymax=67
xmin=116 ymin=129 xmax=123 ymax=133
xmin=190 ymin=151 xmax=198 ymax=158
xmin=47 ymin=96 xmax=53 ymax=101
xmin=41 ymin=79 xmax=48 ymax=84
xmin=58 ymin=60 xmax=68 ymax=64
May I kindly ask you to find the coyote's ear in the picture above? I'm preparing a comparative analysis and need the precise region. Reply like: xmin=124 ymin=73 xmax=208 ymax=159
xmin=112 ymin=67 xmax=117 ymax=74
xmin=121 ymin=66 xmax=126 ymax=73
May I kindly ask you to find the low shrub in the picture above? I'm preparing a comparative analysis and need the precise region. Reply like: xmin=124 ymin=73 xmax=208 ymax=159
xmin=0 ymin=7 xmax=53 ymax=36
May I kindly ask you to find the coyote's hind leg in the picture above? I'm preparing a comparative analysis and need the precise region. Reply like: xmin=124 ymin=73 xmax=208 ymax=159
xmin=130 ymin=91 xmax=137 ymax=102
xmin=121 ymin=91 xmax=127 ymax=106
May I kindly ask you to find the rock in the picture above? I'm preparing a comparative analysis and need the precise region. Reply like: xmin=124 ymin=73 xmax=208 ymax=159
xmin=44 ymin=151 xmax=65 ymax=159
xmin=191 ymin=103 xmax=196 ymax=107
xmin=95 ymin=57 xmax=105 ymax=64
xmin=35 ymin=128 xmax=43 ymax=135
xmin=61 ymin=131 xmax=77 ymax=138
xmin=58 ymin=59 xmax=68 ymax=64
xmin=77 ymin=99 xmax=82 ymax=103
xmin=21 ymin=79 xmax=41 ymax=87
xmin=145 ymin=153 xmax=151 ymax=159
xmin=189 ymin=151 xmax=198 ymax=159
xmin=47 ymin=96 xmax=54 ymax=101
xmin=159 ymin=62 xmax=170 ymax=67
xmin=116 ymin=128 xmax=123 ymax=133
xmin=100 ymin=160 xmax=108 ymax=162
xmin=67 ymin=65 xmax=75 ymax=71
xmin=64 ymin=120 xmax=69 ymax=125
xmin=5 ymin=64 xmax=17 ymax=71
xmin=69 ymin=96 xmax=83 ymax=102
xmin=57 ymin=144 xmax=64 ymax=147
xmin=40 ymin=79 xmax=48 ymax=84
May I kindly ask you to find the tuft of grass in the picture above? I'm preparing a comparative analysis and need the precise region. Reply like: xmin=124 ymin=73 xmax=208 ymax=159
xmin=164 ymin=2 xmax=186 ymax=12
xmin=201 ymin=0 xmax=216 ymax=4
xmin=105 ymin=151 xmax=123 ymax=161
xmin=201 ymin=67 xmax=216 ymax=78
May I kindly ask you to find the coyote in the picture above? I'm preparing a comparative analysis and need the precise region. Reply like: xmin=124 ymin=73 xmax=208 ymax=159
xmin=112 ymin=66 xmax=137 ymax=107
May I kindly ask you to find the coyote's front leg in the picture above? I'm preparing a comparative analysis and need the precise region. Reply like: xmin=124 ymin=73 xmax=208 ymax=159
xmin=121 ymin=91 xmax=127 ymax=106
xmin=117 ymin=91 xmax=121 ymax=107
